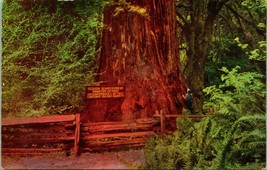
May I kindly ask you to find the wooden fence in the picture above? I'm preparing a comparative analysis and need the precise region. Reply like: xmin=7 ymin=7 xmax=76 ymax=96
xmin=2 ymin=114 xmax=80 ymax=156
xmin=153 ymin=111 xmax=210 ymax=133
xmin=2 ymin=114 xmax=158 ymax=155
xmin=2 ymin=112 xmax=209 ymax=156
xmin=79 ymin=118 xmax=158 ymax=152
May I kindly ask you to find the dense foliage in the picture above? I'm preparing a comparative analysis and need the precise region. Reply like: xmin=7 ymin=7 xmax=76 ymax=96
xmin=2 ymin=0 xmax=103 ymax=117
xmin=176 ymin=0 xmax=266 ymax=113
xmin=145 ymin=11 xmax=266 ymax=165
xmin=2 ymin=0 xmax=266 ymax=168
xmin=145 ymin=64 xmax=266 ymax=169
xmin=204 ymin=0 xmax=266 ymax=87
xmin=145 ymin=13 xmax=266 ymax=166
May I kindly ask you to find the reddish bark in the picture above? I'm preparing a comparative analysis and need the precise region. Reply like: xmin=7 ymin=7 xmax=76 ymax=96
xmin=82 ymin=0 xmax=187 ymax=122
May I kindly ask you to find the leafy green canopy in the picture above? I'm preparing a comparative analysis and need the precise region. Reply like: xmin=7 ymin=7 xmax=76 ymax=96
xmin=2 ymin=0 xmax=103 ymax=117
xmin=204 ymin=0 xmax=266 ymax=87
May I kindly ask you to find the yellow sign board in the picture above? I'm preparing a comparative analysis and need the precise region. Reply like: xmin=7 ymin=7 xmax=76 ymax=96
xmin=86 ymin=86 xmax=125 ymax=99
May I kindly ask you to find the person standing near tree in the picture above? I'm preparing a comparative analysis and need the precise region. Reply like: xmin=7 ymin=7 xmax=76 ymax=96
xmin=182 ymin=89 xmax=193 ymax=113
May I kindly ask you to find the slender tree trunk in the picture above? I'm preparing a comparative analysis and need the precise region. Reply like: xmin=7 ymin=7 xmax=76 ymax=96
xmin=184 ymin=16 xmax=212 ymax=114
xmin=82 ymin=0 xmax=187 ymax=122
xmin=182 ymin=0 xmax=229 ymax=114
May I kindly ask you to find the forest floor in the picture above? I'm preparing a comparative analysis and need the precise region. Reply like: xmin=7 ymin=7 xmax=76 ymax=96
xmin=1 ymin=149 xmax=146 ymax=169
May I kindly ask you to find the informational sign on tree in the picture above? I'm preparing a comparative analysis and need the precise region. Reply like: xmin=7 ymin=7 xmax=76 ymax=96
xmin=86 ymin=86 xmax=125 ymax=99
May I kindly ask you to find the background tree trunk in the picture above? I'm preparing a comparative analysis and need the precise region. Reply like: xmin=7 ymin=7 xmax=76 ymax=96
xmin=82 ymin=0 xmax=187 ymax=122
xmin=179 ymin=0 xmax=230 ymax=114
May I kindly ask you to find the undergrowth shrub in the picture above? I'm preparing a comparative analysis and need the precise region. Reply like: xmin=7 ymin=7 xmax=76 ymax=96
xmin=145 ymin=67 xmax=266 ymax=169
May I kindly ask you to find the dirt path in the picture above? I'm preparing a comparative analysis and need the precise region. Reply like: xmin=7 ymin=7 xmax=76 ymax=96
xmin=2 ymin=149 xmax=146 ymax=169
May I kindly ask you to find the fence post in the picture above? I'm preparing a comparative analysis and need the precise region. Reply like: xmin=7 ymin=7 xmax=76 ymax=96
xmin=160 ymin=110 xmax=166 ymax=133
xmin=74 ymin=113 xmax=80 ymax=156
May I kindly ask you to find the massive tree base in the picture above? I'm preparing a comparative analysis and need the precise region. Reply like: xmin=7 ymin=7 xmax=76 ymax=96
xmin=82 ymin=0 xmax=187 ymax=122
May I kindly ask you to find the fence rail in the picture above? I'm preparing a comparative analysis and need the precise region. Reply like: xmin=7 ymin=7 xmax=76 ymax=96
xmin=2 ymin=113 xmax=208 ymax=156
xmin=79 ymin=119 xmax=157 ymax=152
xmin=2 ymin=114 xmax=80 ymax=156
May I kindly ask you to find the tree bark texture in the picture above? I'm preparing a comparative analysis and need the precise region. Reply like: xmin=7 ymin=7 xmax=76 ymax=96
xmin=82 ymin=0 xmax=187 ymax=122
xmin=180 ymin=0 xmax=229 ymax=114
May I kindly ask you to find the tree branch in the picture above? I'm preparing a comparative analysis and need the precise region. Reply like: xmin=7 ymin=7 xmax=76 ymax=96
xmin=225 ymin=4 xmax=265 ymax=37
xmin=176 ymin=11 xmax=188 ymax=29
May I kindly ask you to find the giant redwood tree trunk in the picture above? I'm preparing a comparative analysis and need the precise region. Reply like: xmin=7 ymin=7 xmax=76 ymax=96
xmin=82 ymin=0 xmax=187 ymax=122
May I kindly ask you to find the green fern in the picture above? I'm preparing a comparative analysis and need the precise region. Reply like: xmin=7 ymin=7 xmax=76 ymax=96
xmin=212 ymin=114 xmax=266 ymax=169
xmin=204 ymin=66 xmax=266 ymax=118
xmin=145 ymin=67 xmax=266 ymax=169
